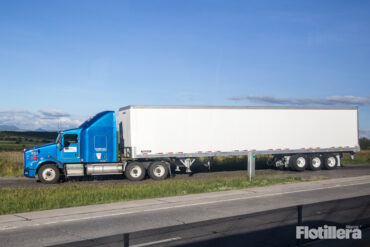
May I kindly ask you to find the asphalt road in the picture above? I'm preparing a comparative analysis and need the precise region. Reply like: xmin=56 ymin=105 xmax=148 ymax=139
xmin=0 ymin=163 xmax=369 ymax=188
xmin=0 ymin=174 xmax=370 ymax=246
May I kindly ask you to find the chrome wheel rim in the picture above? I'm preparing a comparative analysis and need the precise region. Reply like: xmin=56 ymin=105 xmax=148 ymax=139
xmin=296 ymin=157 xmax=306 ymax=168
xmin=42 ymin=168 xmax=56 ymax=181
xmin=312 ymin=157 xmax=321 ymax=168
xmin=327 ymin=157 xmax=336 ymax=167
xmin=154 ymin=166 xmax=165 ymax=177
xmin=130 ymin=165 xmax=142 ymax=178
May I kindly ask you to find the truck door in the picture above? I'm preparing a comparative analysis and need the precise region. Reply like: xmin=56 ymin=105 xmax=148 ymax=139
xmin=62 ymin=134 xmax=80 ymax=163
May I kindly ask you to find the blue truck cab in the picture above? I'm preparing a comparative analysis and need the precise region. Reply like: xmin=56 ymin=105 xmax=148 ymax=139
xmin=24 ymin=111 xmax=117 ymax=183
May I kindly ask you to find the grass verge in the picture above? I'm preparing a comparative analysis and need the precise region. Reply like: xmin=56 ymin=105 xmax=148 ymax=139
xmin=0 ymin=176 xmax=322 ymax=215
xmin=342 ymin=150 xmax=370 ymax=165
xmin=0 ymin=152 xmax=23 ymax=177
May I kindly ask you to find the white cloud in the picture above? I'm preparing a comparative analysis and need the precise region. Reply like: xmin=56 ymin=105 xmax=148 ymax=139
xmin=36 ymin=109 xmax=71 ymax=119
xmin=0 ymin=109 xmax=84 ymax=131
xmin=228 ymin=95 xmax=370 ymax=106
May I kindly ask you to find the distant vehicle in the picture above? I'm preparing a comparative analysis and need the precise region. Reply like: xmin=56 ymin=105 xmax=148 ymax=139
xmin=24 ymin=106 xmax=360 ymax=183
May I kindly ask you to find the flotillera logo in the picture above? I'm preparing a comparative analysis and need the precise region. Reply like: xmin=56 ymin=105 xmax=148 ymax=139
xmin=296 ymin=225 xmax=362 ymax=240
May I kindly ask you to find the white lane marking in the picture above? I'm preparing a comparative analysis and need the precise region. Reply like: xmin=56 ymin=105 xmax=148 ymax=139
xmin=44 ymin=222 xmax=58 ymax=225
xmin=0 ymin=226 xmax=17 ymax=230
xmin=131 ymin=237 xmax=181 ymax=247
xmin=1 ymin=180 xmax=370 ymax=231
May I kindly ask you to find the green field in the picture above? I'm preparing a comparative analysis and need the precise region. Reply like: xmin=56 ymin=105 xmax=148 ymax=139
xmin=0 ymin=131 xmax=57 ymax=176
xmin=0 ymin=131 xmax=57 ymax=152
xmin=0 ymin=152 xmax=23 ymax=177
xmin=342 ymin=150 xmax=370 ymax=164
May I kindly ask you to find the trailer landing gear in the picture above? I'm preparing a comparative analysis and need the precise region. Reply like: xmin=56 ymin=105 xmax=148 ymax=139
xmin=178 ymin=158 xmax=196 ymax=173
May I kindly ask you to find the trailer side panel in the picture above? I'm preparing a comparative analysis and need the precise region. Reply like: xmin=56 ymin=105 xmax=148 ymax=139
xmin=118 ymin=106 xmax=359 ymax=158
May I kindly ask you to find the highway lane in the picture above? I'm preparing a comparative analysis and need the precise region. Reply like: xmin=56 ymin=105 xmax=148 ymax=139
xmin=0 ymin=175 xmax=370 ymax=246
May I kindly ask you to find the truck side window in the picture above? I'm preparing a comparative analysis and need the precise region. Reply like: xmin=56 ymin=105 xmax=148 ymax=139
xmin=64 ymin=134 xmax=78 ymax=146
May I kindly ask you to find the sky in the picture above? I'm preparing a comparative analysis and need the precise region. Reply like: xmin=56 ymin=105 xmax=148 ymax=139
xmin=0 ymin=0 xmax=369 ymax=136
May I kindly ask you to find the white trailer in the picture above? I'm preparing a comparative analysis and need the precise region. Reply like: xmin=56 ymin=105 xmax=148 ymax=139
xmin=118 ymin=106 xmax=359 ymax=181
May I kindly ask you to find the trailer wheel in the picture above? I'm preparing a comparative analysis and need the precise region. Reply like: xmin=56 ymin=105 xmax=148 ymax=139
xmin=38 ymin=164 xmax=60 ymax=184
xmin=290 ymin=155 xmax=307 ymax=171
xmin=148 ymin=161 xmax=169 ymax=180
xmin=323 ymin=155 xmax=337 ymax=170
xmin=308 ymin=155 xmax=322 ymax=171
xmin=125 ymin=162 xmax=146 ymax=181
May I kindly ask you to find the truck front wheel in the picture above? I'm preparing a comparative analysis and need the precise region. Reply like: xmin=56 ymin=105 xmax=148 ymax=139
xmin=125 ymin=162 xmax=146 ymax=181
xmin=38 ymin=164 xmax=60 ymax=184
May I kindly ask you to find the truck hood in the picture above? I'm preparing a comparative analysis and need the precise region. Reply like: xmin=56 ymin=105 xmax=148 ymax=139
xmin=24 ymin=143 xmax=56 ymax=152
xmin=24 ymin=143 xmax=58 ymax=164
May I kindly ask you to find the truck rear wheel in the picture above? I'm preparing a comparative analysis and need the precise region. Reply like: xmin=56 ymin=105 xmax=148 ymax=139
xmin=125 ymin=162 xmax=145 ymax=181
xmin=323 ymin=155 xmax=337 ymax=169
xmin=148 ymin=161 xmax=169 ymax=180
xmin=38 ymin=164 xmax=60 ymax=184
xmin=290 ymin=155 xmax=307 ymax=171
xmin=308 ymin=155 xmax=322 ymax=171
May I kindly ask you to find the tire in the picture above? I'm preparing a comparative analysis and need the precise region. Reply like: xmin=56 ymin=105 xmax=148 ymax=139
xmin=308 ymin=155 xmax=323 ymax=171
xmin=125 ymin=162 xmax=146 ymax=181
xmin=290 ymin=155 xmax=307 ymax=171
xmin=38 ymin=164 xmax=60 ymax=184
xmin=323 ymin=155 xmax=337 ymax=170
xmin=148 ymin=161 xmax=169 ymax=180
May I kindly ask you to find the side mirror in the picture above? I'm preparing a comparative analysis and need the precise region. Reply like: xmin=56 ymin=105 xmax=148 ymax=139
xmin=59 ymin=143 xmax=63 ymax=151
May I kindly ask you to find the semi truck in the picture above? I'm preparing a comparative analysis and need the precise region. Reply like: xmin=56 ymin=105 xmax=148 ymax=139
xmin=24 ymin=105 xmax=360 ymax=183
